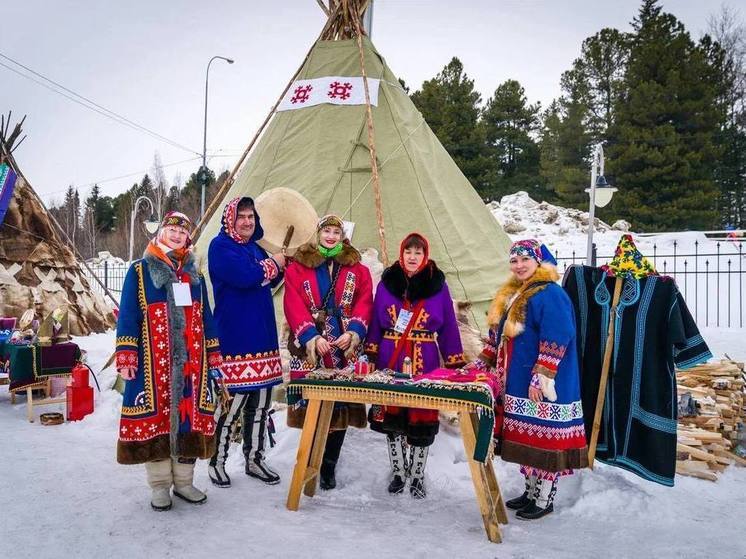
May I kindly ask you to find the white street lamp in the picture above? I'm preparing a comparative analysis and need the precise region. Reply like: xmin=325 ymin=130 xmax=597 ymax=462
xmin=129 ymin=195 xmax=158 ymax=264
xmin=200 ymin=55 xmax=234 ymax=220
xmin=585 ymin=143 xmax=617 ymax=265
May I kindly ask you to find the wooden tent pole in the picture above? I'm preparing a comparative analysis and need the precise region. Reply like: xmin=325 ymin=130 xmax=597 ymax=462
xmin=350 ymin=0 xmax=388 ymax=266
xmin=587 ymin=276 xmax=623 ymax=468
xmin=192 ymin=6 xmax=342 ymax=244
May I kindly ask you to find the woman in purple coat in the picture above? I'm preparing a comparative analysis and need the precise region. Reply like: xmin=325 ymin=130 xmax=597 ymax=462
xmin=365 ymin=233 xmax=466 ymax=498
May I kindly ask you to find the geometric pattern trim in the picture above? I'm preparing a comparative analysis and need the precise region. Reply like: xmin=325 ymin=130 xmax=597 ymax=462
xmin=504 ymin=394 xmax=584 ymax=422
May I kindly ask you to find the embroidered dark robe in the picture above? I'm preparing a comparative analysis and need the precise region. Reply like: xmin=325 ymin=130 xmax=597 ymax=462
xmin=563 ymin=265 xmax=712 ymax=486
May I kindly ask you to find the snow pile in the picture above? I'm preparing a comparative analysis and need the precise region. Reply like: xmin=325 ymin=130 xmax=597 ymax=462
xmin=86 ymin=251 xmax=127 ymax=266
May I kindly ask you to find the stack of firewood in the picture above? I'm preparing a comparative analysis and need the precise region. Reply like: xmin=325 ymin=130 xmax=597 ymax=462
xmin=676 ymin=360 xmax=746 ymax=481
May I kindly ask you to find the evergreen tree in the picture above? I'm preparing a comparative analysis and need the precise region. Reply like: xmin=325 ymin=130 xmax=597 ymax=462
xmin=410 ymin=57 xmax=492 ymax=194
xmin=708 ymin=5 xmax=746 ymax=228
xmin=607 ymin=0 xmax=722 ymax=231
xmin=482 ymin=80 xmax=543 ymax=200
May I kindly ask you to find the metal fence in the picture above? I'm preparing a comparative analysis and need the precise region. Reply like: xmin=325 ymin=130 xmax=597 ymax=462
xmin=555 ymin=241 xmax=745 ymax=329
xmin=82 ymin=262 xmax=128 ymax=302
xmin=83 ymin=241 xmax=745 ymax=329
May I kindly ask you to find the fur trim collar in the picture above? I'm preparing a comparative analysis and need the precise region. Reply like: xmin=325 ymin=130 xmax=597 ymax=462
xmin=487 ymin=264 xmax=559 ymax=337
xmin=292 ymin=241 xmax=361 ymax=269
xmin=381 ymin=261 xmax=445 ymax=302
xmin=144 ymin=251 xmax=200 ymax=288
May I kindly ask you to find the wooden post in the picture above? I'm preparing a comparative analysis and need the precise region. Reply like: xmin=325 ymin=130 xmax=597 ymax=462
xmin=587 ymin=276 xmax=623 ymax=468
xmin=459 ymin=411 xmax=503 ymax=543
xmin=304 ymin=400 xmax=334 ymax=497
xmin=287 ymin=399 xmax=322 ymax=511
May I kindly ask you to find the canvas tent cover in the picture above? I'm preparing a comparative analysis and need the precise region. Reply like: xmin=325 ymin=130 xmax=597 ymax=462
xmin=197 ymin=37 xmax=511 ymax=328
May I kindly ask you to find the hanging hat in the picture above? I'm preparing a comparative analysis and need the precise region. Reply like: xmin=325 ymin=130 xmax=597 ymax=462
xmin=398 ymin=232 xmax=430 ymax=276
xmin=509 ymin=239 xmax=557 ymax=266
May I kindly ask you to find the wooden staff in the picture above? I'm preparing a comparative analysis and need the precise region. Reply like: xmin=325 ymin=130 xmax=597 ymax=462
xmin=588 ymin=276 xmax=623 ymax=468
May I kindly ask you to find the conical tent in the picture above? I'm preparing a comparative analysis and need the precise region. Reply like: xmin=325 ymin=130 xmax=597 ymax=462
xmin=196 ymin=28 xmax=510 ymax=328
xmin=0 ymin=122 xmax=116 ymax=335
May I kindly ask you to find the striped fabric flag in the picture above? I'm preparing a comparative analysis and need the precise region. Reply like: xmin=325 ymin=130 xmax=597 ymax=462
xmin=0 ymin=163 xmax=18 ymax=225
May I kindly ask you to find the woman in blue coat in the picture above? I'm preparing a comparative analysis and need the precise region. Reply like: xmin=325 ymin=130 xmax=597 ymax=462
xmin=116 ymin=211 xmax=222 ymax=511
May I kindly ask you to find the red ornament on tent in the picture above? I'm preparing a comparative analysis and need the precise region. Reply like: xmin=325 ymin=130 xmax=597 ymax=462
xmin=328 ymin=81 xmax=352 ymax=100
xmin=291 ymin=84 xmax=313 ymax=104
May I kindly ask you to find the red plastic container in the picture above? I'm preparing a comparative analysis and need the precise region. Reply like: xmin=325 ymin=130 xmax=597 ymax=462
xmin=66 ymin=385 xmax=94 ymax=421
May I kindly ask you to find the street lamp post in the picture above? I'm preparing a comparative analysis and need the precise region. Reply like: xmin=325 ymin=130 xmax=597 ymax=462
xmin=129 ymin=195 xmax=159 ymax=264
xmin=585 ymin=143 xmax=617 ymax=265
xmin=200 ymin=55 xmax=234 ymax=220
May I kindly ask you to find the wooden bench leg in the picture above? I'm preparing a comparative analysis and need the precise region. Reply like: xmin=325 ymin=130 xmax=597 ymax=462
xmin=459 ymin=411 xmax=502 ymax=543
xmin=304 ymin=400 xmax=334 ymax=497
xmin=27 ymin=387 xmax=34 ymax=422
xmin=287 ymin=399 xmax=322 ymax=511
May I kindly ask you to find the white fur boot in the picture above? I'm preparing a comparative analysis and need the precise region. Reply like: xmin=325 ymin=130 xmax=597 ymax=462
xmin=172 ymin=459 xmax=207 ymax=505
xmin=145 ymin=459 xmax=173 ymax=511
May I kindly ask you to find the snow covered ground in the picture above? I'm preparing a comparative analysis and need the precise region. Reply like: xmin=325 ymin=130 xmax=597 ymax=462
xmin=2 ymin=331 xmax=745 ymax=559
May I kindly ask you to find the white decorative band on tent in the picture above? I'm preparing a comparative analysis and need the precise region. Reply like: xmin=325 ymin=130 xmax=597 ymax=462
xmin=277 ymin=76 xmax=380 ymax=112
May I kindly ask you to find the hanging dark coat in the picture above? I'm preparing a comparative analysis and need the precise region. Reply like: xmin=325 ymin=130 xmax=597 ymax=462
xmin=563 ymin=265 xmax=712 ymax=486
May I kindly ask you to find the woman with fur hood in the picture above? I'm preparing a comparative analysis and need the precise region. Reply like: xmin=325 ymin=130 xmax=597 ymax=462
xmin=365 ymin=233 xmax=466 ymax=499
xmin=283 ymin=214 xmax=373 ymax=490
xmin=474 ymin=239 xmax=587 ymax=520
xmin=115 ymin=211 xmax=222 ymax=512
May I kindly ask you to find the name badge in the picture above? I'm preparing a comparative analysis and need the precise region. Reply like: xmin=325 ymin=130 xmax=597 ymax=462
xmin=172 ymin=283 xmax=193 ymax=307
xmin=393 ymin=309 xmax=413 ymax=334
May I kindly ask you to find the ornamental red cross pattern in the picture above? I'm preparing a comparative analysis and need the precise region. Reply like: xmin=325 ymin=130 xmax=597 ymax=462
xmin=328 ymin=81 xmax=353 ymax=100
xmin=291 ymin=84 xmax=313 ymax=104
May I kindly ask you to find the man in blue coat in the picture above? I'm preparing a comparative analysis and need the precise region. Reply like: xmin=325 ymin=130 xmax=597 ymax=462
xmin=208 ymin=196 xmax=286 ymax=487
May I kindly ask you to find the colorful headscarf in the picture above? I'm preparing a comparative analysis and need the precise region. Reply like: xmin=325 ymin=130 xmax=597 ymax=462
xmin=399 ymin=232 xmax=430 ymax=277
xmin=220 ymin=196 xmax=264 ymax=245
xmin=316 ymin=214 xmax=346 ymax=258
xmin=156 ymin=211 xmax=193 ymax=250
xmin=509 ymin=239 xmax=557 ymax=266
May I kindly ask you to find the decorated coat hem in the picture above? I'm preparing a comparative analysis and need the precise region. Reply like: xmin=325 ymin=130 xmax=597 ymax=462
xmin=116 ymin=433 xmax=216 ymax=465
xmin=501 ymin=440 xmax=589 ymax=472
xmin=115 ymin=350 xmax=138 ymax=370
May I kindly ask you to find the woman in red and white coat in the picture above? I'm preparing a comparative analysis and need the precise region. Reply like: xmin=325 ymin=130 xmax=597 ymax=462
xmin=283 ymin=214 xmax=373 ymax=490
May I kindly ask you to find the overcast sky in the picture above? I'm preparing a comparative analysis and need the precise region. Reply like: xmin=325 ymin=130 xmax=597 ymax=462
xmin=1 ymin=0 xmax=738 ymax=207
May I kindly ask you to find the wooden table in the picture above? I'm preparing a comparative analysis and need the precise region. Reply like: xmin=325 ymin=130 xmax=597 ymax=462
xmin=285 ymin=378 xmax=509 ymax=543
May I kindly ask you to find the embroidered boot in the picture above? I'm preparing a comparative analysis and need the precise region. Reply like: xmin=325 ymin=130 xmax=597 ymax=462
xmin=408 ymin=445 xmax=429 ymax=499
xmin=516 ymin=478 xmax=557 ymax=520
xmin=172 ymin=458 xmax=207 ymax=505
xmin=506 ymin=474 xmax=537 ymax=510
xmin=208 ymin=462 xmax=231 ymax=488
xmin=386 ymin=434 xmax=408 ymax=494
xmin=145 ymin=459 xmax=173 ymax=511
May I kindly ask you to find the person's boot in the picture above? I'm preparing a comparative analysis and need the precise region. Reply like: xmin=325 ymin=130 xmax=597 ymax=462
xmin=172 ymin=458 xmax=207 ymax=505
xmin=506 ymin=474 xmax=537 ymax=510
xmin=320 ymin=429 xmax=346 ymax=490
xmin=207 ymin=461 xmax=231 ymax=488
xmin=145 ymin=459 xmax=173 ymax=511
xmin=386 ymin=434 xmax=407 ymax=494
xmin=408 ymin=445 xmax=429 ymax=499
xmin=516 ymin=477 xmax=557 ymax=520
xmin=246 ymin=457 xmax=281 ymax=485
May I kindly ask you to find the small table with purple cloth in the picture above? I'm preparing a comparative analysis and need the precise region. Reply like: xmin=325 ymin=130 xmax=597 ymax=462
xmin=4 ymin=342 xmax=81 ymax=421
xmin=285 ymin=373 xmax=509 ymax=544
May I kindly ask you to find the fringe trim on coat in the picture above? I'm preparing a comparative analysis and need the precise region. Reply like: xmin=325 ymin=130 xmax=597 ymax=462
xmin=486 ymin=264 xmax=560 ymax=336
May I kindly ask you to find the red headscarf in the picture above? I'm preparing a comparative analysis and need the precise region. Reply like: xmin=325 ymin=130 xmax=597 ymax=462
xmin=398 ymin=232 xmax=430 ymax=277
